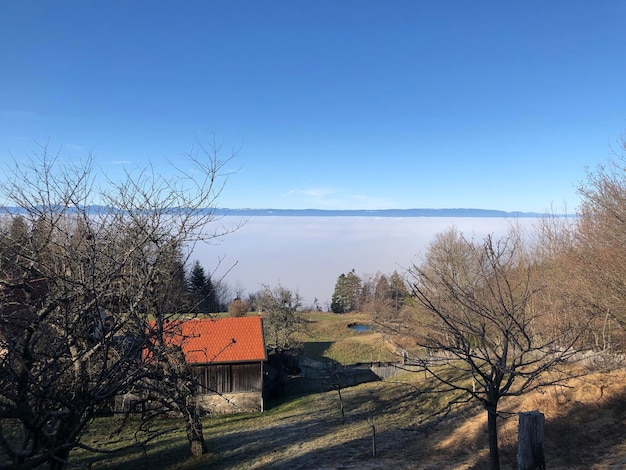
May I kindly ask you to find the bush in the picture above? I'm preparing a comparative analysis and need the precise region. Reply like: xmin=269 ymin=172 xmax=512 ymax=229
xmin=228 ymin=299 xmax=249 ymax=317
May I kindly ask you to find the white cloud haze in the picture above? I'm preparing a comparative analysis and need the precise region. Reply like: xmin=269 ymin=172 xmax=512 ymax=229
xmin=191 ymin=216 xmax=542 ymax=308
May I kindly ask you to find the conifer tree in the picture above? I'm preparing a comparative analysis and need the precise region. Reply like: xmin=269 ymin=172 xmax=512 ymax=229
xmin=187 ymin=260 xmax=219 ymax=313
xmin=331 ymin=269 xmax=362 ymax=313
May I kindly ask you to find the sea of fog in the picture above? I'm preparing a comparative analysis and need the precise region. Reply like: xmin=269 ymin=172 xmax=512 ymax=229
xmin=191 ymin=216 xmax=543 ymax=309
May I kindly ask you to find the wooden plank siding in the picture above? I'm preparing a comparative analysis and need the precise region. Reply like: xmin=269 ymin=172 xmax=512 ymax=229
xmin=192 ymin=362 xmax=263 ymax=395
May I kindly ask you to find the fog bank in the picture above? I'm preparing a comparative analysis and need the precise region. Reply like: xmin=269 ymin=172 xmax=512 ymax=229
xmin=191 ymin=216 xmax=543 ymax=308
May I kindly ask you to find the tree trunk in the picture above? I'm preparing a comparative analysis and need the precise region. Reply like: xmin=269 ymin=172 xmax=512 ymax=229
xmin=172 ymin=357 xmax=208 ymax=457
xmin=486 ymin=403 xmax=500 ymax=470
xmin=185 ymin=405 xmax=208 ymax=457
xmin=48 ymin=410 xmax=82 ymax=470
xmin=337 ymin=385 xmax=345 ymax=425
xmin=370 ymin=417 xmax=377 ymax=458
xmin=49 ymin=448 xmax=70 ymax=470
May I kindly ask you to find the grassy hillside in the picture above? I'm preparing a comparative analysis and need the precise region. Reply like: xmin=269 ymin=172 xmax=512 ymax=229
xmin=71 ymin=366 xmax=626 ymax=469
xmin=64 ymin=312 xmax=626 ymax=469
xmin=298 ymin=311 xmax=397 ymax=364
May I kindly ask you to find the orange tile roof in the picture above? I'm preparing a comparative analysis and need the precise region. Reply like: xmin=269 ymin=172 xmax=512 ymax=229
xmin=176 ymin=316 xmax=267 ymax=364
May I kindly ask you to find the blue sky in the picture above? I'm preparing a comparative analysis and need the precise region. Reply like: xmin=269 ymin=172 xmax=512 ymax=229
xmin=2 ymin=1 xmax=625 ymax=212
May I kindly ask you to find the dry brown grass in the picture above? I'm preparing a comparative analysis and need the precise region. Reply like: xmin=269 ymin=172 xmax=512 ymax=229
xmin=414 ymin=367 xmax=626 ymax=470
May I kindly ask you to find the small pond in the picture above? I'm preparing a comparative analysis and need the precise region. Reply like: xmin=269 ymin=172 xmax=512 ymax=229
xmin=347 ymin=323 xmax=371 ymax=332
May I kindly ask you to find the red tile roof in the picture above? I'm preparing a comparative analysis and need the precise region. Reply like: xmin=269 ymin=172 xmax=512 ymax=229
xmin=175 ymin=316 xmax=267 ymax=364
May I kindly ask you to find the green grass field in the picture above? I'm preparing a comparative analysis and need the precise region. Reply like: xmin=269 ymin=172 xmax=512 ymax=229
xmin=298 ymin=311 xmax=397 ymax=364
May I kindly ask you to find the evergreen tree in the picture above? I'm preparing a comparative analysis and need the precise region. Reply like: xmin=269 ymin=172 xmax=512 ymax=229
xmin=331 ymin=274 xmax=347 ymax=313
xmin=187 ymin=260 xmax=218 ymax=314
xmin=374 ymin=274 xmax=390 ymax=302
xmin=330 ymin=269 xmax=362 ymax=313
xmin=389 ymin=270 xmax=408 ymax=313
xmin=189 ymin=261 xmax=207 ymax=293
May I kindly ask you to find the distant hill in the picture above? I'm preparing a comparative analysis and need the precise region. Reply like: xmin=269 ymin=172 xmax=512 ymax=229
xmin=213 ymin=208 xmax=552 ymax=218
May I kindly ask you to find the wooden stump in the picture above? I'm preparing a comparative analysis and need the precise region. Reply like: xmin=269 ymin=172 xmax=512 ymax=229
xmin=517 ymin=410 xmax=545 ymax=470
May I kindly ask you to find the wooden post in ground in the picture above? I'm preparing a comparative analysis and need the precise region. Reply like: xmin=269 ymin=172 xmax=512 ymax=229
xmin=369 ymin=415 xmax=377 ymax=458
xmin=517 ymin=410 xmax=546 ymax=470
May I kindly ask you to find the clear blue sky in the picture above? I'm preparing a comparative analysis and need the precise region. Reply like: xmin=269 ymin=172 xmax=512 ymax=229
xmin=2 ymin=1 xmax=625 ymax=212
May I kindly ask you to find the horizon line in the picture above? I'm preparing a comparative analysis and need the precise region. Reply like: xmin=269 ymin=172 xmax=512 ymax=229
xmin=214 ymin=208 xmax=573 ymax=217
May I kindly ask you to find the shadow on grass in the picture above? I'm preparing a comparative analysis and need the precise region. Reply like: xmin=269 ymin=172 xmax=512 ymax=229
xmin=76 ymin=368 xmax=626 ymax=470
xmin=73 ymin=373 xmax=455 ymax=469
xmin=206 ymin=377 xmax=480 ymax=470
xmin=71 ymin=433 xmax=192 ymax=470
xmin=75 ymin=368 xmax=626 ymax=470
xmin=302 ymin=341 xmax=336 ymax=362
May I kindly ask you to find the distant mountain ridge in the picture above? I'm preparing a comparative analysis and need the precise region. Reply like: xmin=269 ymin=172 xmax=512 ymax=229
xmin=214 ymin=208 xmax=551 ymax=218
xmin=1 ymin=206 xmax=557 ymax=218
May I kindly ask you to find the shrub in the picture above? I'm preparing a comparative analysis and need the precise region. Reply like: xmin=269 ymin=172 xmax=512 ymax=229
xmin=228 ymin=299 xmax=249 ymax=317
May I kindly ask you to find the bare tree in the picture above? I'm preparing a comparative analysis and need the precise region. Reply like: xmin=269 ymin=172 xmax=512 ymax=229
xmin=404 ymin=228 xmax=589 ymax=470
xmin=529 ymin=143 xmax=626 ymax=356
xmin=133 ymin=321 xmax=217 ymax=458
xmin=0 ymin=141 xmax=238 ymax=468
xmin=323 ymin=363 xmax=347 ymax=425
xmin=257 ymin=284 xmax=303 ymax=354
xmin=571 ymin=143 xmax=626 ymax=345
xmin=527 ymin=209 xmax=613 ymax=356
xmin=257 ymin=284 xmax=303 ymax=387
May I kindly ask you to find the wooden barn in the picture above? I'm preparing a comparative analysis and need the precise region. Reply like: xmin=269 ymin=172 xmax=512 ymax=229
xmin=178 ymin=316 xmax=267 ymax=414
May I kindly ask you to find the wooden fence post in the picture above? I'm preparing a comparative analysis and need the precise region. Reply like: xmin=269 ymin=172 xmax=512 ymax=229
xmin=369 ymin=415 xmax=376 ymax=458
xmin=517 ymin=410 xmax=546 ymax=470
